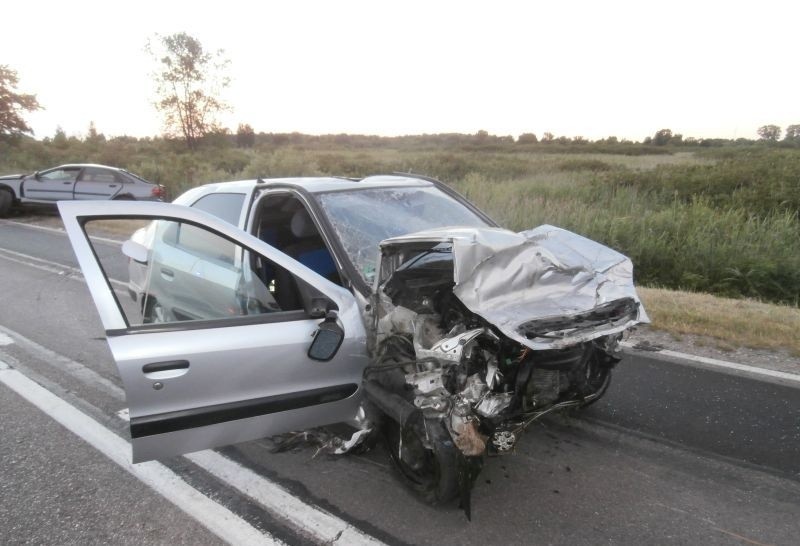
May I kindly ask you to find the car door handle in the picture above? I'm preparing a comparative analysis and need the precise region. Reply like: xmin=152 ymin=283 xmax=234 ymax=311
xmin=143 ymin=360 xmax=190 ymax=373
xmin=63 ymin=181 xmax=72 ymax=184
xmin=160 ymin=267 xmax=174 ymax=280
xmin=142 ymin=360 xmax=190 ymax=380
xmin=108 ymin=184 xmax=117 ymax=188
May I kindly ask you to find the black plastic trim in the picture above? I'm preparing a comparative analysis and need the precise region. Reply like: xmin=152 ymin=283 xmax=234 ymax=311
xmin=130 ymin=383 xmax=358 ymax=438
xmin=24 ymin=188 xmax=73 ymax=194
xmin=142 ymin=360 xmax=190 ymax=373
xmin=74 ymin=191 xmax=112 ymax=196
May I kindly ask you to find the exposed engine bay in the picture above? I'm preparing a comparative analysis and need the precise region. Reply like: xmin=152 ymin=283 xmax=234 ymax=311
xmin=360 ymin=225 xmax=647 ymax=516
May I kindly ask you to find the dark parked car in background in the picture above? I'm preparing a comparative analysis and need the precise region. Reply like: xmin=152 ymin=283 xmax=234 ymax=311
xmin=0 ymin=163 xmax=165 ymax=217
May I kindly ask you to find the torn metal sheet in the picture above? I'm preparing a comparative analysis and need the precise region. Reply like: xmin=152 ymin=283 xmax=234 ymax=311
xmin=380 ymin=225 xmax=648 ymax=350
xmin=363 ymin=222 xmax=647 ymax=510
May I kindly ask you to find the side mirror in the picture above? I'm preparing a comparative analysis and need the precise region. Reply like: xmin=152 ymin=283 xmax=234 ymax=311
xmin=33 ymin=171 xmax=40 ymax=179
xmin=308 ymin=311 xmax=344 ymax=361
xmin=122 ymin=239 xmax=149 ymax=264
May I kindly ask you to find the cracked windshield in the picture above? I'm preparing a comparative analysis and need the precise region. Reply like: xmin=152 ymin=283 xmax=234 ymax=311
xmin=317 ymin=186 xmax=489 ymax=284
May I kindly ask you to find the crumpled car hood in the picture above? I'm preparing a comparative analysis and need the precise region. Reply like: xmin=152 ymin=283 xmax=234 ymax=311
xmin=379 ymin=225 xmax=649 ymax=350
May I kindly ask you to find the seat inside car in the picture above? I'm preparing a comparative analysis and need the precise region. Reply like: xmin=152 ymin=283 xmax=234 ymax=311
xmin=284 ymin=208 xmax=339 ymax=283
xmin=254 ymin=195 xmax=342 ymax=311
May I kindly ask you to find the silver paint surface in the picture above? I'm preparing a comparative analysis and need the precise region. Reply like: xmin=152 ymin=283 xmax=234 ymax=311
xmin=381 ymin=224 xmax=648 ymax=350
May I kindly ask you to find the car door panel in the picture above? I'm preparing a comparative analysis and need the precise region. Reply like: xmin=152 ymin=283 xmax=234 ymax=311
xmin=25 ymin=168 xmax=80 ymax=201
xmin=74 ymin=167 xmax=122 ymax=200
xmin=58 ymin=200 xmax=368 ymax=462
xmin=109 ymin=321 xmax=364 ymax=461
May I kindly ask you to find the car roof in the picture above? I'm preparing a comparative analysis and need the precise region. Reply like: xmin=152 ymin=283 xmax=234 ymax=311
xmin=194 ymin=174 xmax=435 ymax=195
xmin=53 ymin=163 xmax=124 ymax=171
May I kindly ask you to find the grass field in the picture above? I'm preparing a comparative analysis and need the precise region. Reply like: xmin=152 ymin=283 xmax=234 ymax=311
xmin=2 ymin=136 xmax=799 ymax=352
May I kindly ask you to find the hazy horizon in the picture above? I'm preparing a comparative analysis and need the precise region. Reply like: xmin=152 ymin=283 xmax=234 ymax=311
xmin=6 ymin=1 xmax=798 ymax=142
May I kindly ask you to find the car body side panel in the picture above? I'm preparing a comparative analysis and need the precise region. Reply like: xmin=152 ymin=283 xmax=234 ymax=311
xmin=107 ymin=319 xmax=366 ymax=462
xmin=74 ymin=168 xmax=122 ymax=200
xmin=24 ymin=168 xmax=80 ymax=201
xmin=58 ymin=200 xmax=369 ymax=461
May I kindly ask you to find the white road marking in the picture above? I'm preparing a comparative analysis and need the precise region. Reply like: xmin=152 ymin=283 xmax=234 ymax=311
xmin=187 ymin=450 xmax=384 ymax=545
xmin=0 ymin=332 xmax=13 ymax=346
xmin=0 ymin=360 xmax=280 ymax=546
xmin=118 ymin=401 xmax=381 ymax=543
xmin=0 ymin=247 xmax=128 ymax=289
xmin=621 ymin=341 xmax=800 ymax=384
xmin=0 ymin=325 xmax=125 ymax=400
xmin=0 ymin=219 xmax=123 ymax=246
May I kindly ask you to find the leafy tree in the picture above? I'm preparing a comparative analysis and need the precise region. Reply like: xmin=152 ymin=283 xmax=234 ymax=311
xmin=784 ymin=124 xmax=800 ymax=142
xmin=517 ymin=132 xmax=538 ymax=144
xmin=0 ymin=65 xmax=42 ymax=138
xmin=236 ymin=123 xmax=255 ymax=148
xmin=147 ymin=33 xmax=230 ymax=150
xmin=757 ymin=125 xmax=781 ymax=141
xmin=652 ymin=128 xmax=673 ymax=146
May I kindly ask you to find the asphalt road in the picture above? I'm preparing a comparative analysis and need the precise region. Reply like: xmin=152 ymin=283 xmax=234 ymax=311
xmin=1 ymin=217 xmax=799 ymax=545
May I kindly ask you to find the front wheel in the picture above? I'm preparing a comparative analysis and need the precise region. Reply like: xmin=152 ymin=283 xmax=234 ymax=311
xmin=383 ymin=417 xmax=459 ymax=504
xmin=579 ymin=349 xmax=614 ymax=407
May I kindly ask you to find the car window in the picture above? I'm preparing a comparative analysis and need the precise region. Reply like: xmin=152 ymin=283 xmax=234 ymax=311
xmin=85 ymin=218 xmax=306 ymax=327
xmin=164 ymin=222 xmax=236 ymax=265
xmin=316 ymin=186 xmax=489 ymax=283
xmin=39 ymin=168 xmax=80 ymax=182
xmin=79 ymin=167 xmax=119 ymax=184
xmin=190 ymin=193 xmax=245 ymax=226
xmin=119 ymin=169 xmax=150 ymax=183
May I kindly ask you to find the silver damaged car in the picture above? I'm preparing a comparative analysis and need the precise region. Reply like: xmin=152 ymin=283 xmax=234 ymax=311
xmin=59 ymin=174 xmax=648 ymax=514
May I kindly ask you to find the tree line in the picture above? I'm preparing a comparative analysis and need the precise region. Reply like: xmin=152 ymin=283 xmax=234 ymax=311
xmin=2 ymin=32 xmax=799 ymax=150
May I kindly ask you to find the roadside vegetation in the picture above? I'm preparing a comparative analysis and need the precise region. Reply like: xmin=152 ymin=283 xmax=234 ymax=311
xmin=1 ymin=132 xmax=799 ymax=351
xmin=638 ymin=287 xmax=800 ymax=357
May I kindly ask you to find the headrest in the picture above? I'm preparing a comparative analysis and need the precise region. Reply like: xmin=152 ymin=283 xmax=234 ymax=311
xmin=290 ymin=208 xmax=317 ymax=238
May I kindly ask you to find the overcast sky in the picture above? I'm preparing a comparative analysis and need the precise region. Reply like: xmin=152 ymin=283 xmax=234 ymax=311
xmin=5 ymin=0 xmax=798 ymax=141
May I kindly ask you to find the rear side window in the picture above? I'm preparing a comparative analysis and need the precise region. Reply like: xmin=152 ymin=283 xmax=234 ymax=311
xmin=191 ymin=193 xmax=245 ymax=226
xmin=80 ymin=167 xmax=120 ymax=184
